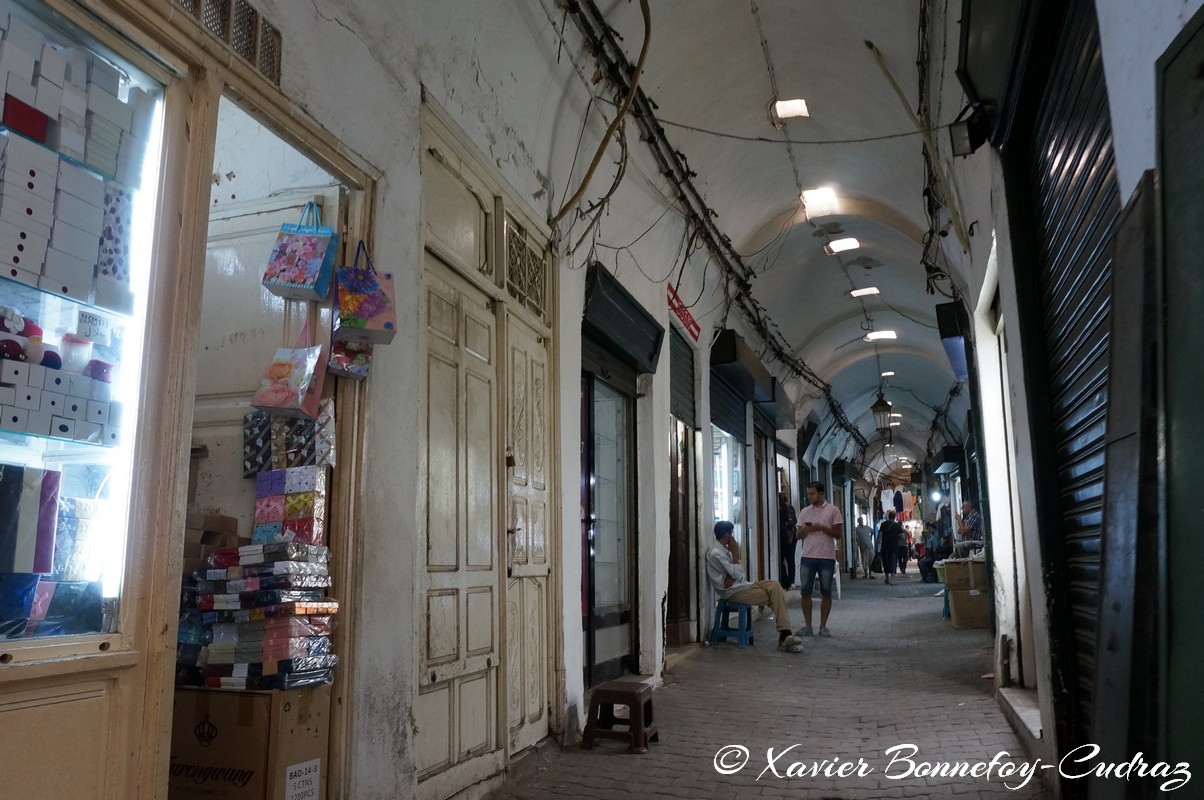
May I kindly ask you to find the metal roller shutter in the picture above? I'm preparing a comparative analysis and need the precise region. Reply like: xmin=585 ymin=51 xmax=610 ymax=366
xmin=709 ymin=374 xmax=746 ymax=444
xmin=1023 ymin=0 xmax=1120 ymax=738
xmin=669 ymin=328 xmax=696 ymax=426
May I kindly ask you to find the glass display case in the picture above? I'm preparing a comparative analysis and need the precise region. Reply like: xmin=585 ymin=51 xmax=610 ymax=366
xmin=0 ymin=1 xmax=162 ymax=641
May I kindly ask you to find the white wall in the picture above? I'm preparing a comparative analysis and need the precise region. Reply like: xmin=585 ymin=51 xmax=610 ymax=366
xmin=1095 ymin=0 xmax=1204 ymax=200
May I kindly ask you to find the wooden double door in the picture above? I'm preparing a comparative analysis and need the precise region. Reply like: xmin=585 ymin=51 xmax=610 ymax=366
xmin=416 ymin=255 xmax=553 ymax=798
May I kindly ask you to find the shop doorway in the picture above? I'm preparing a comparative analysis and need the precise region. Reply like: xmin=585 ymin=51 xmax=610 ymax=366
xmin=666 ymin=417 xmax=696 ymax=646
xmin=180 ymin=95 xmax=347 ymax=796
xmin=580 ymin=371 xmax=637 ymax=686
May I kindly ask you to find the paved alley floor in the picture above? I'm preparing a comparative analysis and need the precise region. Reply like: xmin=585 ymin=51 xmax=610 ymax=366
xmin=490 ymin=572 xmax=1053 ymax=800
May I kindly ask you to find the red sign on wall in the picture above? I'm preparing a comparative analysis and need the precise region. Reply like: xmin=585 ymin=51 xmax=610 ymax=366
xmin=667 ymin=284 xmax=701 ymax=341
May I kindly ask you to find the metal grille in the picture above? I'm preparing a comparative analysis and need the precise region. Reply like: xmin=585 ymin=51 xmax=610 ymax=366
xmin=505 ymin=215 xmax=548 ymax=320
xmin=201 ymin=0 xmax=229 ymax=38
xmin=169 ymin=0 xmax=283 ymax=85
xmin=258 ymin=20 xmax=282 ymax=84
xmin=669 ymin=328 xmax=696 ymax=426
xmin=231 ymin=0 xmax=259 ymax=62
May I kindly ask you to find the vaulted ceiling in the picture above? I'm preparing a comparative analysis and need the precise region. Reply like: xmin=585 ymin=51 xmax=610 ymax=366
xmin=602 ymin=0 xmax=971 ymax=479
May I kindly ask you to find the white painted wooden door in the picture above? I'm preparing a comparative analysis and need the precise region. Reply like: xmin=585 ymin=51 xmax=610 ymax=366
xmin=505 ymin=313 xmax=550 ymax=753
xmin=415 ymin=254 xmax=503 ymax=796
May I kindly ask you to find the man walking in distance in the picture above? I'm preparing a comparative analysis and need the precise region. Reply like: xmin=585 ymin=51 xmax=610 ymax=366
xmin=707 ymin=521 xmax=805 ymax=652
xmin=795 ymin=481 xmax=843 ymax=637
xmin=854 ymin=516 xmax=875 ymax=579
xmin=879 ymin=510 xmax=904 ymax=585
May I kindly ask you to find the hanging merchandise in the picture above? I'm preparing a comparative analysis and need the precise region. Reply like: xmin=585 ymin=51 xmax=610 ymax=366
xmin=261 ymin=201 xmax=338 ymax=301
xmin=251 ymin=320 xmax=326 ymax=421
xmin=332 ymin=240 xmax=396 ymax=344
xmin=328 ymin=339 xmax=373 ymax=379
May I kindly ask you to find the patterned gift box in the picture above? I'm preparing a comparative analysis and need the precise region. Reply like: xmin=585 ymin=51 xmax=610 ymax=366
xmin=284 ymin=465 xmax=326 ymax=495
xmin=284 ymin=493 xmax=315 ymax=520
xmin=243 ymin=411 xmax=272 ymax=477
xmin=256 ymin=469 xmax=286 ymax=497
xmin=252 ymin=522 xmax=283 ymax=545
xmin=254 ymin=496 xmax=286 ymax=524
xmin=283 ymin=518 xmax=323 ymax=546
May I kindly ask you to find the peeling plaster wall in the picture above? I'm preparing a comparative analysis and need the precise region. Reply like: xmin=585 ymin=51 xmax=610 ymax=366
xmin=240 ymin=1 xmax=705 ymax=795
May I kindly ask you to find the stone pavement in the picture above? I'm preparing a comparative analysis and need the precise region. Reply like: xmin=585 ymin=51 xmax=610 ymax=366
xmin=490 ymin=572 xmax=1054 ymax=800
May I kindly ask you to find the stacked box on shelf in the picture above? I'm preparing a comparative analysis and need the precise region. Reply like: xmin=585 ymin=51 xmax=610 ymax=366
xmin=176 ymin=541 xmax=339 ymax=690
xmin=0 ymin=132 xmax=56 ymax=288
xmin=253 ymin=465 xmax=327 ymax=546
xmin=0 ymin=355 xmax=120 ymax=443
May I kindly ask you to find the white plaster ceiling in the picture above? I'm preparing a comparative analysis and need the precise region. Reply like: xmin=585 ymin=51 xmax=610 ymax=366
xmin=602 ymin=0 xmax=969 ymax=474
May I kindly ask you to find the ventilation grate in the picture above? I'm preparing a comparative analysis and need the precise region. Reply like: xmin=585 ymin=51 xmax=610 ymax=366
xmin=231 ymin=0 xmax=258 ymax=62
xmin=257 ymin=20 xmax=282 ymax=84
xmin=169 ymin=0 xmax=283 ymax=85
xmin=201 ymin=0 xmax=229 ymax=38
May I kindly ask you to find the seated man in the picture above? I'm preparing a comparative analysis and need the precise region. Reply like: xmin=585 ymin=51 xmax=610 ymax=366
xmin=707 ymin=521 xmax=804 ymax=653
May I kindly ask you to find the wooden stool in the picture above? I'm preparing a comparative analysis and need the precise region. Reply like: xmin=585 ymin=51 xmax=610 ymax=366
xmin=580 ymin=680 xmax=659 ymax=754
xmin=708 ymin=598 xmax=754 ymax=648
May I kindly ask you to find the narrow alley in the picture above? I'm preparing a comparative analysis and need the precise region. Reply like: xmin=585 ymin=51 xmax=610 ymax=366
xmin=492 ymin=577 xmax=1050 ymax=800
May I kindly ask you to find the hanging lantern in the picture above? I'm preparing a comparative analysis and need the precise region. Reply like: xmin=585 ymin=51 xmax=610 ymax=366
xmin=871 ymin=391 xmax=892 ymax=431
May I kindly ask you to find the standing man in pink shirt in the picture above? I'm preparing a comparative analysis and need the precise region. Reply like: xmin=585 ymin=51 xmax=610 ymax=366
xmin=795 ymin=481 xmax=844 ymax=637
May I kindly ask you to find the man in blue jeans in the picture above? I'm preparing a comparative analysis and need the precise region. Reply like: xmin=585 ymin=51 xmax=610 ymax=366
xmin=795 ymin=481 xmax=844 ymax=637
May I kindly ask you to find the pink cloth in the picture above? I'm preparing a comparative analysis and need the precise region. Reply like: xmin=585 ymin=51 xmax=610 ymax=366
xmin=797 ymin=501 xmax=843 ymax=560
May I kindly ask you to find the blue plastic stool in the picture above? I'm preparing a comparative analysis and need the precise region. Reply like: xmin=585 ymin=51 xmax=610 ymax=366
xmin=709 ymin=598 xmax=755 ymax=648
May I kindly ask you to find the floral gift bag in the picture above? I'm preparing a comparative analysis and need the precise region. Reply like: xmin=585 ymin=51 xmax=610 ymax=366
xmin=251 ymin=321 xmax=327 ymax=421
xmin=332 ymin=240 xmax=397 ymax=344
xmin=262 ymin=201 xmax=339 ymax=301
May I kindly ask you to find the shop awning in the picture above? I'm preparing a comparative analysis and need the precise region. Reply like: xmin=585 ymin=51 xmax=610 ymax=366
xmin=583 ymin=262 xmax=665 ymax=374
xmin=933 ymin=445 xmax=965 ymax=475
xmin=709 ymin=329 xmax=773 ymax=401
xmin=755 ymin=377 xmax=795 ymax=431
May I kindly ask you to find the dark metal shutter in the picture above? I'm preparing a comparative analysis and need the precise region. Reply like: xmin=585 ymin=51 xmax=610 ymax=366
xmin=709 ymin=375 xmax=746 ymax=444
xmin=669 ymin=328 xmax=696 ymax=426
xmin=752 ymin=405 xmax=775 ymax=438
xmin=1024 ymin=0 xmax=1120 ymax=738
xmin=582 ymin=334 xmax=638 ymax=394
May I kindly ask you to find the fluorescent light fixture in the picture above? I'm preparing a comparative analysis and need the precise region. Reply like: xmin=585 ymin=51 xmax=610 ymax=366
xmin=851 ymin=287 xmax=880 ymax=298
xmin=773 ymin=99 xmax=809 ymax=120
xmin=825 ymin=237 xmax=860 ymax=254
xmin=864 ymin=330 xmax=897 ymax=341
xmin=801 ymin=187 xmax=839 ymax=217
xmin=880 ymin=370 xmax=895 ymax=376
xmin=890 ymin=422 xmax=901 ymax=427
xmin=890 ymin=412 xmax=903 ymax=418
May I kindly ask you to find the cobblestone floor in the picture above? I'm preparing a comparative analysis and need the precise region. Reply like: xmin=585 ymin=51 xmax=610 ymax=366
xmin=490 ymin=572 xmax=1053 ymax=800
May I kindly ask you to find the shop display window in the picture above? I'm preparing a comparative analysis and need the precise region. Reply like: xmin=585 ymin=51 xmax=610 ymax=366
xmin=712 ymin=424 xmax=743 ymax=545
xmin=0 ymin=2 xmax=162 ymax=641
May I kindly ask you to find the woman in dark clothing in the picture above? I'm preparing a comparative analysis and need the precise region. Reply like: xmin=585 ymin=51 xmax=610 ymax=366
xmin=879 ymin=510 xmax=903 ymax=585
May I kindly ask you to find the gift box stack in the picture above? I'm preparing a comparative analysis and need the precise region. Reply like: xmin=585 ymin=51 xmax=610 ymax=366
xmin=253 ymin=465 xmax=327 ymax=546
xmin=177 ymin=541 xmax=339 ymax=690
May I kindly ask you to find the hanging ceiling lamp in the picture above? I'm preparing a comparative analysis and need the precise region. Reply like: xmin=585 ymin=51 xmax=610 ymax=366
xmin=871 ymin=391 xmax=892 ymax=431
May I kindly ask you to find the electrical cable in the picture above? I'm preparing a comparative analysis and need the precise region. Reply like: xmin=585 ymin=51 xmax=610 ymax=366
xmin=551 ymin=0 xmax=650 ymax=227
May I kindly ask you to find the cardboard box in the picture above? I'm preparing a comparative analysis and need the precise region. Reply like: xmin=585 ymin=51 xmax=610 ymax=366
xmin=38 ymin=273 xmax=91 ymax=303
xmin=49 ymin=216 xmax=99 ymax=260
xmin=942 ymin=559 xmax=988 ymax=590
xmin=0 ymin=184 xmax=54 ymax=226
xmin=57 ymin=158 xmax=103 ymax=207
xmin=2 ymin=262 xmax=39 ymax=286
xmin=43 ymin=245 xmax=94 ymax=285
xmin=3 ymin=161 xmax=56 ymax=201
xmin=169 ymin=685 xmax=330 ymax=800
xmin=87 ymin=58 xmax=120 ymax=95
xmin=37 ymin=43 xmax=66 ymax=87
xmin=4 ymin=72 xmax=36 ymax=106
xmin=949 ymin=588 xmax=990 ymax=630
xmin=2 ymin=16 xmax=42 ymax=59
xmin=33 ymin=75 xmax=61 ymax=117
